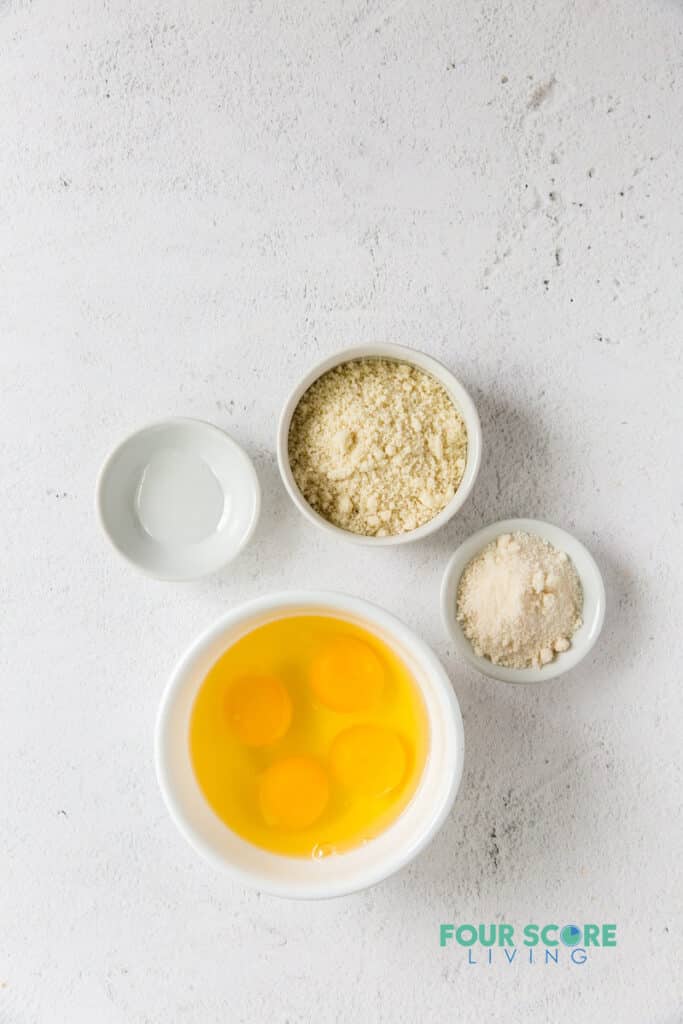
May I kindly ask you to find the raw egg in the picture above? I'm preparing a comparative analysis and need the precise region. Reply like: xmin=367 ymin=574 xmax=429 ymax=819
xmin=226 ymin=674 xmax=292 ymax=747
xmin=189 ymin=614 xmax=428 ymax=858
xmin=310 ymin=635 xmax=385 ymax=712
xmin=330 ymin=724 xmax=406 ymax=798
xmin=259 ymin=755 xmax=330 ymax=829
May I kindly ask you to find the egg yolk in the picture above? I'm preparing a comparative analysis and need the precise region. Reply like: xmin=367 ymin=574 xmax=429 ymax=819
xmin=330 ymin=724 xmax=406 ymax=797
xmin=226 ymin=675 xmax=292 ymax=747
xmin=190 ymin=614 xmax=429 ymax=857
xmin=259 ymin=756 xmax=330 ymax=829
xmin=310 ymin=635 xmax=385 ymax=712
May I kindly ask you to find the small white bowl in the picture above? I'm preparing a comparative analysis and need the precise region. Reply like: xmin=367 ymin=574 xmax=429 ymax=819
xmin=441 ymin=518 xmax=606 ymax=683
xmin=155 ymin=591 xmax=464 ymax=899
xmin=276 ymin=344 xmax=482 ymax=546
xmin=96 ymin=418 xmax=260 ymax=581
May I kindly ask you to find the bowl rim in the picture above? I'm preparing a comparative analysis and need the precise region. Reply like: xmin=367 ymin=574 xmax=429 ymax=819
xmin=276 ymin=343 xmax=482 ymax=546
xmin=155 ymin=590 xmax=465 ymax=898
xmin=440 ymin=518 xmax=606 ymax=684
xmin=95 ymin=416 xmax=261 ymax=581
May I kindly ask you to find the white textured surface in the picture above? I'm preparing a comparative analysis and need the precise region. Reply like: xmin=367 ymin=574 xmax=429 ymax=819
xmin=1 ymin=1 xmax=681 ymax=1021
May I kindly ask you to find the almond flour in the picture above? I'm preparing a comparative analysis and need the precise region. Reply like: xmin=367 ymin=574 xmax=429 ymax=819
xmin=456 ymin=531 xmax=583 ymax=668
xmin=288 ymin=358 xmax=468 ymax=536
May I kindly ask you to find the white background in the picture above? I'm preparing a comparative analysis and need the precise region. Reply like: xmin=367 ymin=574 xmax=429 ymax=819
xmin=1 ymin=1 xmax=682 ymax=1021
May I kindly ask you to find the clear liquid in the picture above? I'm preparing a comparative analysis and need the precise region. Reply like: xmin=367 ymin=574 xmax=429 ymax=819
xmin=135 ymin=448 xmax=224 ymax=544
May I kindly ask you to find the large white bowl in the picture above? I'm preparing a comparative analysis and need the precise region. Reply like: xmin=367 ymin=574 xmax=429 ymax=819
xmin=276 ymin=344 xmax=482 ymax=546
xmin=441 ymin=518 xmax=606 ymax=683
xmin=155 ymin=591 xmax=464 ymax=899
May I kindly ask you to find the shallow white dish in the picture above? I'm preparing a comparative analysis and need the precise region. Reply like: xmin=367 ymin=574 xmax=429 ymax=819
xmin=276 ymin=343 xmax=482 ymax=546
xmin=441 ymin=518 xmax=606 ymax=683
xmin=97 ymin=418 xmax=260 ymax=580
xmin=155 ymin=591 xmax=464 ymax=899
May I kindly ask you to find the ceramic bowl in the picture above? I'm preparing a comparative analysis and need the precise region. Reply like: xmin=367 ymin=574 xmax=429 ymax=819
xmin=441 ymin=518 xmax=606 ymax=683
xmin=276 ymin=344 xmax=482 ymax=546
xmin=96 ymin=418 xmax=260 ymax=580
xmin=155 ymin=591 xmax=464 ymax=898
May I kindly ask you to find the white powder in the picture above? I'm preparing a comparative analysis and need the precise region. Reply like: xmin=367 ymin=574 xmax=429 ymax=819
xmin=288 ymin=358 xmax=468 ymax=536
xmin=456 ymin=531 xmax=583 ymax=669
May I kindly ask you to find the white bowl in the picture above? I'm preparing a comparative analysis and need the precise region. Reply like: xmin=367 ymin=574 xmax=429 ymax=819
xmin=96 ymin=418 xmax=260 ymax=581
xmin=155 ymin=591 xmax=464 ymax=899
xmin=276 ymin=344 xmax=482 ymax=546
xmin=441 ymin=518 xmax=606 ymax=683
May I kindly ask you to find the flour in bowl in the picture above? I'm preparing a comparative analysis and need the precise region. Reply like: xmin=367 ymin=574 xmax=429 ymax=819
xmin=288 ymin=358 xmax=468 ymax=537
xmin=456 ymin=531 xmax=583 ymax=669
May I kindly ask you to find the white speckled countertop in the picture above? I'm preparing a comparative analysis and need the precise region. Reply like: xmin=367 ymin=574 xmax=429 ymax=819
xmin=1 ymin=1 xmax=681 ymax=1021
